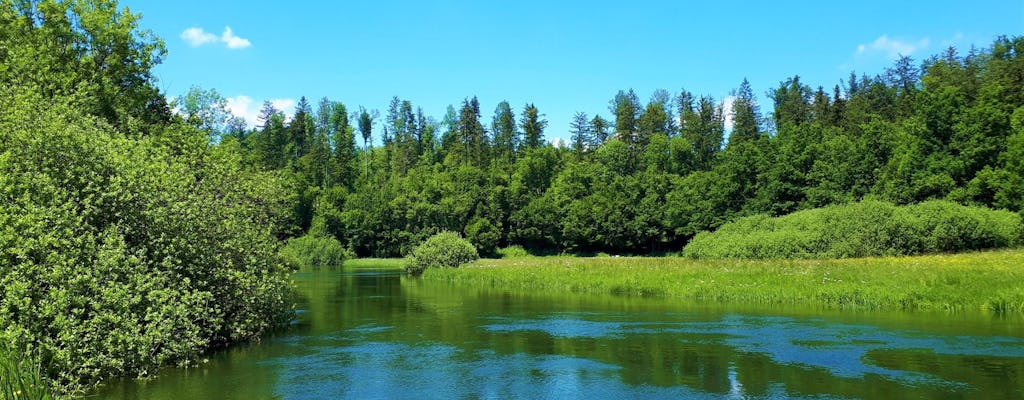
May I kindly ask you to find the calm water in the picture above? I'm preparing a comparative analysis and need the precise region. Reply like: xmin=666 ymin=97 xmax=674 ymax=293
xmin=94 ymin=267 xmax=1024 ymax=399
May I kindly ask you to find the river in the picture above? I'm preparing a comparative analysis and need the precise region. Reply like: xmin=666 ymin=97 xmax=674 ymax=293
xmin=94 ymin=266 xmax=1024 ymax=399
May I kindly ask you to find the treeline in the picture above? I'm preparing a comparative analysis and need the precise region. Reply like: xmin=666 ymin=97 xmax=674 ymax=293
xmin=0 ymin=0 xmax=294 ymax=393
xmin=210 ymin=36 xmax=1024 ymax=257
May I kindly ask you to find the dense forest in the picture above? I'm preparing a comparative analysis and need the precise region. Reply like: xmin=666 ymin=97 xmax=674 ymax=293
xmin=200 ymin=36 xmax=1024 ymax=257
xmin=2 ymin=0 xmax=1023 ymax=395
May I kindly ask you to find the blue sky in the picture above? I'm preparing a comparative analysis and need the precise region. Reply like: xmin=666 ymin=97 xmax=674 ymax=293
xmin=121 ymin=0 xmax=1022 ymax=142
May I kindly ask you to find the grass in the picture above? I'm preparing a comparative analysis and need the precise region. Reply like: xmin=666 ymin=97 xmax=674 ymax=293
xmin=343 ymin=258 xmax=406 ymax=271
xmin=0 ymin=344 xmax=54 ymax=400
xmin=422 ymin=249 xmax=1024 ymax=314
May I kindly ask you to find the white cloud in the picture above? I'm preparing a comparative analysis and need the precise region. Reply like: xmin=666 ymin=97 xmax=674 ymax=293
xmin=225 ymin=96 xmax=296 ymax=128
xmin=220 ymin=27 xmax=251 ymax=49
xmin=856 ymin=35 xmax=930 ymax=59
xmin=179 ymin=26 xmax=251 ymax=49
xmin=270 ymin=99 xmax=297 ymax=117
xmin=180 ymin=27 xmax=217 ymax=47
xmin=225 ymin=95 xmax=257 ymax=127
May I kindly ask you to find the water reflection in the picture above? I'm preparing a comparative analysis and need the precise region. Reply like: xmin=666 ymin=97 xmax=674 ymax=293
xmin=95 ymin=268 xmax=1024 ymax=399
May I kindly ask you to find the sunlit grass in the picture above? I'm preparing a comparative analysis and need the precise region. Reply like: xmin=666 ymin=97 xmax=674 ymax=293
xmin=423 ymin=249 xmax=1024 ymax=313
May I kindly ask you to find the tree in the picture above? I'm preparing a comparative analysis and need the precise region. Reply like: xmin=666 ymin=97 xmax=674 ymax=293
xmin=521 ymin=103 xmax=547 ymax=149
xmin=610 ymin=89 xmax=641 ymax=147
xmin=1 ymin=0 xmax=170 ymax=130
xmin=175 ymin=86 xmax=231 ymax=141
xmin=331 ymin=102 xmax=357 ymax=188
xmin=638 ymin=96 xmax=672 ymax=147
xmin=417 ymin=107 xmax=438 ymax=164
xmin=357 ymin=106 xmax=375 ymax=177
xmin=456 ymin=97 xmax=489 ymax=167
xmin=770 ymin=76 xmax=813 ymax=128
xmin=679 ymin=91 xmax=724 ymax=171
xmin=289 ymin=96 xmax=313 ymax=163
xmin=492 ymin=101 xmax=518 ymax=165
xmin=728 ymin=78 xmax=762 ymax=147
xmin=591 ymin=115 xmax=610 ymax=146
xmin=570 ymin=112 xmax=592 ymax=159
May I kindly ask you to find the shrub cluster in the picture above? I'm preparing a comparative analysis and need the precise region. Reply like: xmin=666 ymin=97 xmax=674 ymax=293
xmin=405 ymin=232 xmax=479 ymax=275
xmin=496 ymin=245 xmax=531 ymax=258
xmin=280 ymin=234 xmax=349 ymax=269
xmin=684 ymin=200 xmax=1023 ymax=259
xmin=0 ymin=90 xmax=294 ymax=392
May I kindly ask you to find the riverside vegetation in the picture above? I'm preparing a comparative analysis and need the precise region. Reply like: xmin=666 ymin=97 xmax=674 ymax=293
xmin=424 ymin=249 xmax=1024 ymax=313
xmin=1 ymin=1 xmax=294 ymax=396
xmin=2 ymin=0 xmax=1024 ymax=397
xmin=684 ymin=200 xmax=1023 ymax=259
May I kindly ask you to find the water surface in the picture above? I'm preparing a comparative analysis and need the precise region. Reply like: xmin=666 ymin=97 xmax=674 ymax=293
xmin=95 ymin=267 xmax=1024 ymax=399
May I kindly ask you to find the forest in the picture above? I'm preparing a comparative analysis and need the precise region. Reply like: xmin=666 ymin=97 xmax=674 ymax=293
xmin=1 ymin=0 xmax=1023 ymax=396
xmin=205 ymin=36 xmax=1024 ymax=258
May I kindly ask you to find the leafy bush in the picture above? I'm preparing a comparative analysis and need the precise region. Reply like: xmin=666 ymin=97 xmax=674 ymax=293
xmin=405 ymin=232 xmax=479 ymax=275
xmin=0 ymin=89 xmax=294 ymax=392
xmin=684 ymin=200 xmax=1023 ymax=259
xmin=280 ymin=234 xmax=349 ymax=268
xmin=496 ymin=245 xmax=531 ymax=258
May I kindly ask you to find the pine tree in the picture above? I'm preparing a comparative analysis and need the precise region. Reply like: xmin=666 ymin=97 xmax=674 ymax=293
xmin=458 ymin=97 xmax=489 ymax=167
xmin=520 ymin=103 xmax=547 ymax=150
xmin=492 ymin=101 xmax=518 ymax=164
xmin=570 ymin=111 xmax=592 ymax=159
xmin=331 ymin=102 xmax=356 ymax=188
xmin=610 ymin=89 xmax=641 ymax=146
xmin=591 ymin=115 xmax=610 ymax=146
xmin=729 ymin=78 xmax=762 ymax=147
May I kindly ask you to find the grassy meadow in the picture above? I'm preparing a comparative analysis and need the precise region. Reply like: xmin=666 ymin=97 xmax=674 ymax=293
xmin=422 ymin=249 xmax=1024 ymax=313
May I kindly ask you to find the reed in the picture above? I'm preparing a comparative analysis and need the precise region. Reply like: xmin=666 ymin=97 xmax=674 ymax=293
xmin=0 ymin=344 xmax=54 ymax=400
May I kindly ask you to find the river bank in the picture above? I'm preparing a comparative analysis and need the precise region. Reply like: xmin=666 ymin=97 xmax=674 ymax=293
xmin=422 ymin=249 xmax=1024 ymax=313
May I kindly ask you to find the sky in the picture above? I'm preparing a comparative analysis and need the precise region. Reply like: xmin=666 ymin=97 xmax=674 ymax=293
xmin=120 ymin=0 xmax=1023 ymax=143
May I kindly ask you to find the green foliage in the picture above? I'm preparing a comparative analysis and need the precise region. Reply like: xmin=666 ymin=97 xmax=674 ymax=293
xmin=242 ymin=37 xmax=1024 ymax=259
xmin=684 ymin=200 xmax=1022 ymax=259
xmin=465 ymin=218 xmax=500 ymax=257
xmin=405 ymin=232 xmax=479 ymax=275
xmin=280 ymin=234 xmax=349 ymax=269
xmin=0 ymin=0 xmax=169 ymax=130
xmin=496 ymin=245 xmax=531 ymax=258
xmin=0 ymin=89 xmax=293 ymax=392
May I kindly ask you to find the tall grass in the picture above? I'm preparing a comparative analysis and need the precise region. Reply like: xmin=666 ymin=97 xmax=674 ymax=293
xmin=684 ymin=200 xmax=1023 ymax=259
xmin=0 ymin=343 xmax=54 ymax=400
xmin=424 ymin=249 xmax=1024 ymax=313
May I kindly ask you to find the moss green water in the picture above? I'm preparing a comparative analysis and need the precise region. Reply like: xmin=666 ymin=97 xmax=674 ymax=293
xmin=93 ymin=259 xmax=1024 ymax=399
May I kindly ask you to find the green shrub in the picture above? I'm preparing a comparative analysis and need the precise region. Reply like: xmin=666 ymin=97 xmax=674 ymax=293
xmin=280 ymin=234 xmax=349 ymax=268
xmin=405 ymin=232 xmax=479 ymax=275
xmin=496 ymin=245 xmax=531 ymax=258
xmin=684 ymin=200 xmax=1023 ymax=259
xmin=0 ymin=89 xmax=294 ymax=392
